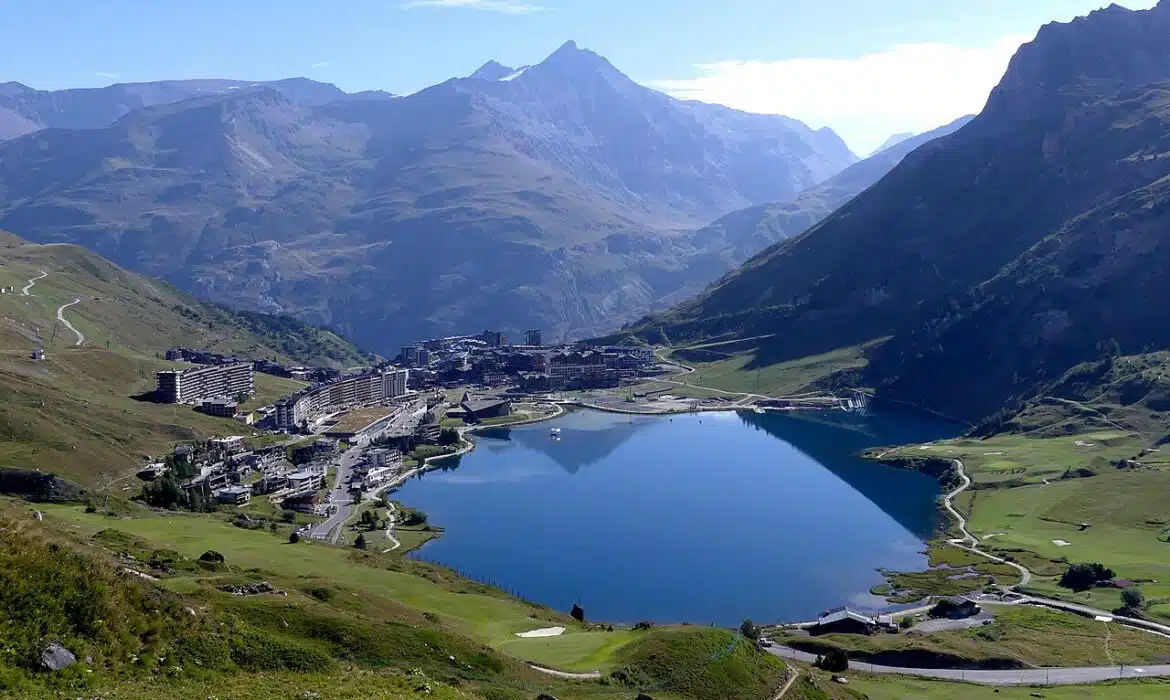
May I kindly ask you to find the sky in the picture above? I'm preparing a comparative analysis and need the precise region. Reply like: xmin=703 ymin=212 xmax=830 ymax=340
xmin=0 ymin=0 xmax=1160 ymax=153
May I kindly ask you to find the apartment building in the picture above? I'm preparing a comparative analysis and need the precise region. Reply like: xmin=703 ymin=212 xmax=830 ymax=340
xmin=156 ymin=362 xmax=254 ymax=404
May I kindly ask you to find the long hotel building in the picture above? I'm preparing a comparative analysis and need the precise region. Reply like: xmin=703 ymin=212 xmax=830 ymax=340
xmin=275 ymin=369 xmax=409 ymax=429
xmin=156 ymin=362 xmax=254 ymax=404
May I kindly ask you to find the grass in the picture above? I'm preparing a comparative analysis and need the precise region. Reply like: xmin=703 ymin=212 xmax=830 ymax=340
xmin=0 ymin=669 xmax=474 ymax=700
xmin=0 ymin=236 xmax=364 ymax=366
xmin=35 ymin=502 xmax=575 ymax=646
xmin=0 ymin=498 xmax=708 ymax=700
xmin=847 ymin=676 xmax=1170 ymax=699
xmin=879 ymin=430 xmax=1144 ymax=486
xmin=963 ymin=471 xmax=1170 ymax=619
xmin=665 ymin=339 xmax=880 ymax=397
xmin=785 ymin=605 xmax=1170 ymax=668
xmin=615 ymin=628 xmax=788 ymax=700
xmin=0 ymin=348 xmax=259 ymax=486
xmin=497 ymin=629 xmax=649 ymax=672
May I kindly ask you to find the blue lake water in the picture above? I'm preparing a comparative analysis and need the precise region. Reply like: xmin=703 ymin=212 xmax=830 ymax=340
xmin=394 ymin=408 xmax=960 ymax=626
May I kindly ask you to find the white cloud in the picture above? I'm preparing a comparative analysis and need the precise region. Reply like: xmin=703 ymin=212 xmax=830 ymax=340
xmin=401 ymin=0 xmax=545 ymax=14
xmin=95 ymin=71 xmax=119 ymax=80
xmin=310 ymin=61 xmax=330 ymax=69
xmin=652 ymin=35 xmax=1031 ymax=155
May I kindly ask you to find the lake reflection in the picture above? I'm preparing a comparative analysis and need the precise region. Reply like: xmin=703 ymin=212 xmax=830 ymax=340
xmin=395 ymin=408 xmax=958 ymax=625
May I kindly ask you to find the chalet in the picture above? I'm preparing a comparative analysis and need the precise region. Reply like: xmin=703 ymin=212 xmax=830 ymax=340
xmin=931 ymin=595 xmax=982 ymax=620
xmin=810 ymin=607 xmax=878 ymax=636
xmin=282 ymin=490 xmax=323 ymax=514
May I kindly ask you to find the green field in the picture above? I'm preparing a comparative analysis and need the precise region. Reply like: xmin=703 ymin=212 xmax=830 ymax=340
xmin=785 ymin=605 xmax=1170 ymax=668
xmin=36 ymin=502 xmax=569 ymax=645
xmin=665 ymin=338 xmax=879 ymax=397
xmin=0 ymin=348 xmax=262 ymax=485
xmin=880 ymin=430 xmax=1144 ymax=486
xmin=498 ymin=629 xmax=649 ymax=672
xmin=848 ymin=676 xmax=1170 ymax=699
xmin=964 ymin=471 xmax=1170 ymax=618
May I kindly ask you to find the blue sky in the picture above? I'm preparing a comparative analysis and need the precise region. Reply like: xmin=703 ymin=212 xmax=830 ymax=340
xmin=0 ymin=0 xmax=1159 ymax=152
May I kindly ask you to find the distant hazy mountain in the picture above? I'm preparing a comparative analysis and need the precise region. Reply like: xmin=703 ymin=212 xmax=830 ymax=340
xmin=869 ymin=132 xmax=914 ymax=156
xmin=650 ymin=113 xmax=975 ymax=305
xmin=468 ymin=61 xmax=517 ymax=81
xmin=0 ymin=41 xmax=855 ymax=351
xmin=617 ymin=1 xmax=1170 ymax=421
xmin=0 ymin=77 xmax=372 ymax=140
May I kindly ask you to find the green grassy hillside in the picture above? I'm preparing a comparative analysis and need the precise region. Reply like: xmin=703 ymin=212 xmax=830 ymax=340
xmin=0 ymin=233 xmax=369 ymax=485
xmin=0 ymin=232 xmax=368 ymax=365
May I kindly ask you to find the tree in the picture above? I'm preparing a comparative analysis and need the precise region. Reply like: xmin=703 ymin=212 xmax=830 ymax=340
xmin=818 ymin=649 xmax=849 ymax=672
xmin=288 ymin=532 xmax=300 ymax=544
xmin=354 ymin=533 xmax=367 ymax=550
xmin=1121 ymin=587 xmax=1146 ymax=611
xmin=739 ymin=618 xmax=761 ymax=640
xmin=570 ymin=603 xmax=585 ymax=622
xmin=1060 ymin=562 xmax=1115 ymax=591
xmin=439 ymin=427 xmax=460 ymax=446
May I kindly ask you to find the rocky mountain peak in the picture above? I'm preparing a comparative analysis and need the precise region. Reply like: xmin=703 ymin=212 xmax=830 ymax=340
xmin=469 ymin=60 xmax=515 ymax=81
xmin=528 ymin=40 xmax=627 ymax=83
xmin=986 ymin=1 xmax=1170 ymax=120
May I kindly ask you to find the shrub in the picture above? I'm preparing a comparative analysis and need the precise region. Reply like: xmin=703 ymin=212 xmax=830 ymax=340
xmin=739 ymin=618 xmax=760 ymax=640
xmin=84 ymin=502 xmax=97 ymax=513
xmin=1060 ymin=562 xmax=1115 ymax=591
xmin=354 ymin=534 xmax=367 ymax=550
xmin=307 ymin=587 xmax=334 ymax=602
xmin=281 ymin=510 xmax=297 ymax=523
xmin=288 ymin=532 xmax=300 ymax=544
xmin=198 ymin=550 xmax=225 ymax=564
xmin=817 ymin=649 xmax=849 ymax=672
xmin=1122 ymin=587 xmax=1146 ymax=611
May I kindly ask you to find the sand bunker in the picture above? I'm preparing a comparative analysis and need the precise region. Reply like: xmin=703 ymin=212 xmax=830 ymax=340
xmin=1053 ymin=539 xmax=1072 ymax=547
xmin=516 ymin=626 xmax=566 ymax=638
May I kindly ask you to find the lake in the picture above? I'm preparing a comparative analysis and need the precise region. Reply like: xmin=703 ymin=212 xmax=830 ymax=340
xmin=394 ymin=408 xmax=960 ymax=626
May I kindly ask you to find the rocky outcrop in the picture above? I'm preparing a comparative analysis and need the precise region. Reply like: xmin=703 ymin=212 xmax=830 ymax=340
xmin=217 ymin=581 xmax=286 ymax=596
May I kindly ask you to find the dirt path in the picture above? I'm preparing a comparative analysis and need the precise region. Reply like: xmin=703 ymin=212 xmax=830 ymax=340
xmin=382 ymin=503 xmax=401 ymax=553
xmin=528 ymin=664 xmax=601 ymax=680
xmin=21 ymin=270 xmax=47 ymax=296
xmin=773 ymin=664 xmax=799 ymax=699
xmin=57 ymin=298 xmax=85 ymax=346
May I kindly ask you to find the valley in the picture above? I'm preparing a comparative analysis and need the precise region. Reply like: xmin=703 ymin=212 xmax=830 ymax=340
xmin=5 ymin=1 xmax=1170 ymax=699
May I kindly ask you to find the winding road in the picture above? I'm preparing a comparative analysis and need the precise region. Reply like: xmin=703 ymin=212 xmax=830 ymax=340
xmin=767 ymin=645 xmax=1170 ymax=685
xmin=21 ymin=270 xmax=47 ymax=296
xmin=56 ymin=298 xmax=85 ymax=346
xmin=941 ymin=459 xmax=1032 ymax=586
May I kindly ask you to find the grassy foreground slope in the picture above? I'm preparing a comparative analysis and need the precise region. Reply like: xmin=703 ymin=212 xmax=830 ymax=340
xmin=2 ymin=498 xmax=788 ymax=700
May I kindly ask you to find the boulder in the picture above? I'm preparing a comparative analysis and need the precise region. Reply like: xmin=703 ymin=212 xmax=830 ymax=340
xmin=40 ymin=641 xmax=77 ymax=671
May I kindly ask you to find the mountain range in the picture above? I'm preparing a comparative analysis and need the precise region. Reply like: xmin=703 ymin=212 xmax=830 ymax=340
xmin=0 ymin=41 xmax=869 ymax=352
xmin=620 ymin=0 xmax=1170 ymax=422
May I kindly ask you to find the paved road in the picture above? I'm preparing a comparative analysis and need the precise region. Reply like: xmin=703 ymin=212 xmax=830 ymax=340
xmin=308 ymin=447 xmax=362 ymax=543
xmin=767 ymin=645 xmax=1170 ymax=685
xmin=56 ymin=298 xmax=84 ymax=346
xmin=21 ymin=270 xmax=47 ymax=296
xmin=940 ymin=459 xmax=1032 ymax=586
